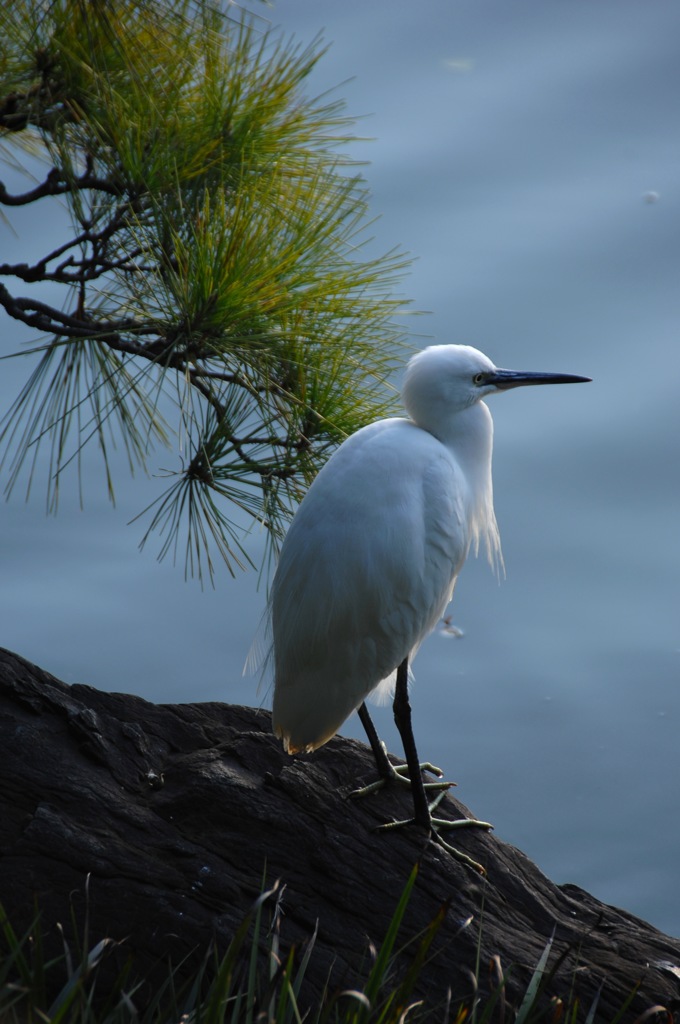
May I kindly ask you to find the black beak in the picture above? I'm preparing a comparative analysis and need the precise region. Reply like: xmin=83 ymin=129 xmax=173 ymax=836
xmin=490 ymin=369 xmax=592 ymax=391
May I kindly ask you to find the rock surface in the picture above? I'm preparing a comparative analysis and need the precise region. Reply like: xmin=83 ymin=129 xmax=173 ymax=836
xmin=0 ymin=646 xmax=679 ymax=1020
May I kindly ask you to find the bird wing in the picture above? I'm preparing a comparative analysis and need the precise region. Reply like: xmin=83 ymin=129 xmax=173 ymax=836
xmin=271 ymin=418 xmax=472 ymax=752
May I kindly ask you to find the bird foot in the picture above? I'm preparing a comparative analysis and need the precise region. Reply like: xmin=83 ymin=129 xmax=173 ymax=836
xmin=374 ymin=791 xmax=493 ymax=875
xmin=350 ymin=743 xmax=454 ymax=799
xmin=350 ymin=734 xmax=491 ymax=873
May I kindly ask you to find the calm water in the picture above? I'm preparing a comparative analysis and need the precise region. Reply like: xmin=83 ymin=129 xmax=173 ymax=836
xmin=1 ymin=1 xmax=679 ymax=934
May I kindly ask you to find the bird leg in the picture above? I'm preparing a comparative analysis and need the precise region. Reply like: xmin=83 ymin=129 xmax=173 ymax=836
xmin=392 ymin=656 xmax=440 ymax=825
xmin=354 ymin=701 xmax=451 ymax=795
xmin=355 ymin=657 xmax=493 ymax=875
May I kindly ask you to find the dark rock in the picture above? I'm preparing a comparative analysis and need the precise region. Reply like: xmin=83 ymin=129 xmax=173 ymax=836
xmin=1 ymin=647 xmax=679 ymax=1020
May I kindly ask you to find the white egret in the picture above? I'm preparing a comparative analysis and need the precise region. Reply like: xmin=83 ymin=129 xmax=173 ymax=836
xmin=269 ymin=344 xmax=590 ymax=868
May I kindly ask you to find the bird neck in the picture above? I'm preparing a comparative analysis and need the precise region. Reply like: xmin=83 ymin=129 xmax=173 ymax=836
xmin=439 ymin=402 xmax=504 ymax=574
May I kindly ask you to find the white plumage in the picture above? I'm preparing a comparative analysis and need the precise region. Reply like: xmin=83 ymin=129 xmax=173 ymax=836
xmin=271 ymin=344 xmax=506 ymax=753
xmin=263 ymin=342 xmax=589 ymax=868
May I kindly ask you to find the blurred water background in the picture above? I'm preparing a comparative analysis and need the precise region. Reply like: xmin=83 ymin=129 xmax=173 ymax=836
xmin=1 ymin=0 xmax=678 ymax=934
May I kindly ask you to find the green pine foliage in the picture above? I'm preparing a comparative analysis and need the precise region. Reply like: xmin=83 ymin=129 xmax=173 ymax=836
xmin=0 ymin=0 xmax=412 ymax=580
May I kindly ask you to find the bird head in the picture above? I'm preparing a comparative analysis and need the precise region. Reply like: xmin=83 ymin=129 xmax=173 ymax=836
xmin=402 ymin=344 xmax=591 ymax=433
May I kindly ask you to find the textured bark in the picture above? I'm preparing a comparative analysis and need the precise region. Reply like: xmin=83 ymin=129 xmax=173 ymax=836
xmin=1 ymin=647 xmax=679 ymax=1020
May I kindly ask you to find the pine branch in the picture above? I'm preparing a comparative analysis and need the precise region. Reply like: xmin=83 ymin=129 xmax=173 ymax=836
xmin=0 ymin=0 xmax=412 ymax=582
xmin=0 ymin=167 xmax=122 ymax=206
xmin=0 ymin=282 xmax=154 ymax=339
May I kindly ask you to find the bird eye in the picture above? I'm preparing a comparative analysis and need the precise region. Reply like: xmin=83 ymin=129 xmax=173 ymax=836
xmin=473 ymin=372 xmax=486 ymax=386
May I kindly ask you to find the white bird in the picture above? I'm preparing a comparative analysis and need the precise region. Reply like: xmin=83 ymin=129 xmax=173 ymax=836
xmin=269 ymin=344 xmax=590 ymax=865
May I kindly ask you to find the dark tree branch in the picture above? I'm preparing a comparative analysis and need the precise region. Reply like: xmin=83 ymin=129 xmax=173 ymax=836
xmin=0 ymin=281 xmax=301 ymax=482
xmin=0 ymin=248 xmax=145 ymax=284
xmin=229 ymin=433 xmax=311 ymax=449
xmin=186 ymin=366 xmax=252 ymax=384
xmin=0 ymin=168 xmax=124 ymax=206
xmin=0 ymin=281 xmax=246 ymax=382
xmin=0 ymin=281 xmax=157 ymax=339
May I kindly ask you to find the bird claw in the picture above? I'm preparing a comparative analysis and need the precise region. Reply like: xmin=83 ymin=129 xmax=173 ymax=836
xmin=430 ymin=830 xmax=490 ymax=876
xmin=351 ymin=747 xmax=453 ymax=799
xmin=350 ymin=734 xmax=491 ymax=874
xmin=372 ymin=790 xmax=493 ymax=875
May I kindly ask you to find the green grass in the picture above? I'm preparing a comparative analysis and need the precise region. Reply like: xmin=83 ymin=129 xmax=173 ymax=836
xmin=0 ymin=868 xmax=668 ymax=1024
